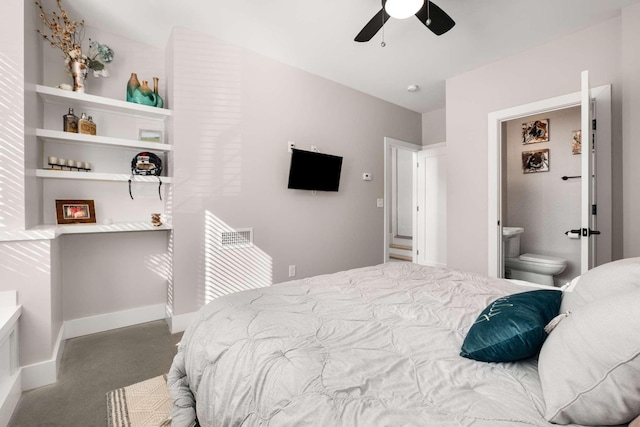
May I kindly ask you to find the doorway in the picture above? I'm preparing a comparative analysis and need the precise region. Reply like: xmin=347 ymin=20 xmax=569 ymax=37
xmin=383 ymin=137 xmax=420 ymax=262
xmin=488 ymin=82 xmax=612 ymax=280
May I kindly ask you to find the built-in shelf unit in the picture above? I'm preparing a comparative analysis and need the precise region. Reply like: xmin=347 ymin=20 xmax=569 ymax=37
xmin=34 ymin=85 xmax=173 ymax=233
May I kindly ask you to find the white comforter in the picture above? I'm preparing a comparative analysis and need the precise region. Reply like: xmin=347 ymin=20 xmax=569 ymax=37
xmin=168 ymin=262 xmax=583 ymax=427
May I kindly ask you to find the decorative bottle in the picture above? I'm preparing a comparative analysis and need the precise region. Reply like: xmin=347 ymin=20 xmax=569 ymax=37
xmin=88 ymin=116 xmax=97 ymax=135
xmin=153 ymin=77 xmax=164 ymax=108
xmin=63 ymin=108 xmax=78 ymax=133
xmin=78 ymin=113 xmax=92 ymax=135
xmin=126 ymin=73 xmax=140 ymax=102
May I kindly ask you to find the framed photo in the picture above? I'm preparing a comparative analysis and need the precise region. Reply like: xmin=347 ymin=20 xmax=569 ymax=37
xmin=572 ymin=130 xmax=582 ymax=155
xmin=55 ymin=199 xmax=96 ymax=224
xmin=522 ymin=119 xmax=549 ymax=144
xmin=522 ymin=149 xmax=549 ymax=174
xmin=138 ymin=129 xmax=163 ymax=144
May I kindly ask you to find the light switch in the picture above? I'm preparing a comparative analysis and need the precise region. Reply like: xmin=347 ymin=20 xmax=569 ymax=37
xmin=377 ymin=198 xmax=384 ymax=208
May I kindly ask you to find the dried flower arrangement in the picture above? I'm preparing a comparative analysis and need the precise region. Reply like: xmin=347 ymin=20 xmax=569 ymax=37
xmin=35 ymin=0 xmax=114 ymax=78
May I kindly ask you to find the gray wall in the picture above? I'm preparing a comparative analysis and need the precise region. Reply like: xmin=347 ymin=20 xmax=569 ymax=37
xmin=621 ymin=3 xmax=640 ymax=258
xmin=446 ymin=16 xmax=625 ymax=274
xmin=505 ymin=107 xmax=581 ymax=284
xmin=422 ymin=108 xmax=446 ymax=146
xmin=168 ymin=28 xmax=421 ymax=315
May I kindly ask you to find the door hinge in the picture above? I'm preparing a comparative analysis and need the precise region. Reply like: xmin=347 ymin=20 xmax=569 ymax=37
xmin=592 ymin=119 xmax=597 ymax=130
xmin=416 ymin=249 xmax=419 ymax=255
xmin=416 ymin=206 xmax=419 ymax=212
xmin=592 ymin=204 xmax=597 ymax=215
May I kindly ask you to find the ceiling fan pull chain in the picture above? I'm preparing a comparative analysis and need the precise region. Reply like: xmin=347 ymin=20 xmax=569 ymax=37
xmin=426 ymin=0 xmax=432 ymax=26
xmin=381 ymin=11 xmax=386 ymax=47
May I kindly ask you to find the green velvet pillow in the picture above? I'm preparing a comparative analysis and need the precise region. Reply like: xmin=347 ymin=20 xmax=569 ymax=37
xmin=460 ymin=289 xmax=562 ymax=362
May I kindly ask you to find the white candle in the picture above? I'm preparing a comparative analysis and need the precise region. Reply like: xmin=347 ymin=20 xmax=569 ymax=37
xmin=84 ymin=162 xmax=91 ymax=170
xmin=58 ymin=158 xmax=66 ymax=166
xmin=48 ymin=156 xmax=57 ymax=165
xmin=67 ymin=160 xmax=75 ymax=167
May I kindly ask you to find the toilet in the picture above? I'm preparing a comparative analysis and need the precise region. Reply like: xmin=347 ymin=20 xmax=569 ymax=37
xmin=502 ymin=227 xmax=567 ymax=286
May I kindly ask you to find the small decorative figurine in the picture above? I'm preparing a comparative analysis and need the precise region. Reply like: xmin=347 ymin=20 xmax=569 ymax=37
xmin=151 ymin=213 xmax=163 ymax=227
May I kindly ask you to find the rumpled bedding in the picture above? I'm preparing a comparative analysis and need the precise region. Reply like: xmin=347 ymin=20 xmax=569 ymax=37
xmin=168 ymin=262 xmax=585 ymax=427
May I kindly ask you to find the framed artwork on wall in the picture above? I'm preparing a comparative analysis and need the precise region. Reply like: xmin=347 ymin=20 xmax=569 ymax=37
xmin=522 ymin=149 xmax=549 ymax=174
xmin=522 ymin=119 xmax=549 ymax=144
xmin=572 ymin=130 xmax=582 ymax=155
xmin=55 ymin=199 xmax=97 ymax=224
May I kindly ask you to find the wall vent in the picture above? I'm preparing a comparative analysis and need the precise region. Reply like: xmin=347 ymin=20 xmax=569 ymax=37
xmin=221 ymin=228 xmax=253 ymax=249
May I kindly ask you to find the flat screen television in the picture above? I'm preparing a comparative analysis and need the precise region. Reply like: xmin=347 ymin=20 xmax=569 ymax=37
xmin=287 ymin=148 xmax=343 ymax=192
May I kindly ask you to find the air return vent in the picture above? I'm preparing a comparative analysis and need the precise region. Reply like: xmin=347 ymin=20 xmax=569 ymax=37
xmin=221 ymin=228 xmax=253 ymax=249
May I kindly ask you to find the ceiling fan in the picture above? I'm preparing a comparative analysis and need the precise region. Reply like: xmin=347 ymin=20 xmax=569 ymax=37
xmin=355 ymin=0 xmax=455 ymax=42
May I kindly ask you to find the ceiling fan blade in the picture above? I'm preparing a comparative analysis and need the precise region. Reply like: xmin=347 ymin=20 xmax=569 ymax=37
xmin=415 ymin=1 xmax=455 ymax=36
xmin=355 ymin=8 xmax=390 ymax=42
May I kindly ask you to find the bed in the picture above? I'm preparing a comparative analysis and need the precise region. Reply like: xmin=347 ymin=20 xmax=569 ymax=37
xmin=168 ymin=260 xmax=640 ymax=427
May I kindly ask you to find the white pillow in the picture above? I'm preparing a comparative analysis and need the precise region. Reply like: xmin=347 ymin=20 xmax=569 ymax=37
xmin=538 ymin=289 xmax=640 ymax=425
xmin=561 ymin=257 xmax=640 ymax=313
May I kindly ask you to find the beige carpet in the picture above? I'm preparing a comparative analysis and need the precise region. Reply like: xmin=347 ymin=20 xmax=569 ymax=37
xmin=107 ymin=374 xmax=172 ymax=427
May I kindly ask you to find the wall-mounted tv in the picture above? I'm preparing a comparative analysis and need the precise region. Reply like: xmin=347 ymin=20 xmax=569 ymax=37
xmin=287 ymin=148 xmax=343 ymax=192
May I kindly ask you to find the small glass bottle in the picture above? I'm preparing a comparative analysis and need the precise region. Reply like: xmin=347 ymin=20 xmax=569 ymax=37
xmin=88 ymin=116 xmax=97 ymax=135
xmin=78 ymin=112 xmax=92 ymax=135
xmin=63 ymin=108 xmax=78 ymax=133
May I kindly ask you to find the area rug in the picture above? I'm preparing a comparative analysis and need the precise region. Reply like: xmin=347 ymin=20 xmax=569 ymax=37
xmin=106 ymin=374 xmax=172 ymax=427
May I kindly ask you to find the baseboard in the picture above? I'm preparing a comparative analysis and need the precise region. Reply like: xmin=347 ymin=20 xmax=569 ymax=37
xmin=167 ymin=311 xmax=198 ymax=334
xmin=21 ymin=325 xmax=64 ymax=391
xmin=63 ymin=304 xmax=167 ymax=340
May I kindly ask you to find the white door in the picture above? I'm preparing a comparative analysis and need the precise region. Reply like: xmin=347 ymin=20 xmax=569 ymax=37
xmin=415 ymin=144 xmax=447 ymax=267
xmin=580 ymin=70 xmax=597 ymax=272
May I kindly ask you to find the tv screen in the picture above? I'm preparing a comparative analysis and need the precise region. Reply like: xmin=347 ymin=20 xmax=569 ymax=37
xmin=287 ymin=149 xmax=343 ymax=192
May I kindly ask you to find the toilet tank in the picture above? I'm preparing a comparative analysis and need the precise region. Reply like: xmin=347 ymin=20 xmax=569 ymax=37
xmin=503 ymin=227 xmax=524 ymax=258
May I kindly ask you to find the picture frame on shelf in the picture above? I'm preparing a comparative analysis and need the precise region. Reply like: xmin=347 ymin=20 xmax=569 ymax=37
xmin=55 ymin=199 xmax=97 ymax=224
xmin=138 ymin=129 xmax=163 ymax=144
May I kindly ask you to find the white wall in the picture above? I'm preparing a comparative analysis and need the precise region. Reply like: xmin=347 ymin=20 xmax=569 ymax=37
xmin=168 ymin=28 xmax=421 ymax=315
xmin=446 ymin=17 xmax=624 ymax=274
xmin=0 ymin=0 xmax=25 ymax=230
xmin=422 ymin=108 xmax=446 ymax=146
xmin=505 ymin=107 xmax=581 ymax=284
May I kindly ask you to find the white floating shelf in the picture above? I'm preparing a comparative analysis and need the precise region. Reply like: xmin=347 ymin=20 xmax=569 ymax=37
xmin=36 ymin=129 xmax=173 ymax=152
xmin=36 ymin=85 xmax=171 ymax=120
xmin=32 ymin=222 xmax=172 ymax=236
xmin=36 ymin=169 xmax=173 ymax=183
xmin=0 ymin=222 xmax=171 ymax=241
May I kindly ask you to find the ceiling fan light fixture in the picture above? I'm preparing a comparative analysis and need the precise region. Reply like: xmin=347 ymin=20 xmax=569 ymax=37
xmin=385 ymin=0 xmax=425 ymax=20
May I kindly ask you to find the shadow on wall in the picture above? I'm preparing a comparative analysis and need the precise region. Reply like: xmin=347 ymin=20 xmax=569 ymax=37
xmin=202 ymin=210 xmax=272 ymax=305
xmin=0 ymin=51 xmax=26 ymax=229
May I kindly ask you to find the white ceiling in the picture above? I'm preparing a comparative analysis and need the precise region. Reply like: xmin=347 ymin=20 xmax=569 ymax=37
xmin=64 ymin=0 xmax=640 ymax=113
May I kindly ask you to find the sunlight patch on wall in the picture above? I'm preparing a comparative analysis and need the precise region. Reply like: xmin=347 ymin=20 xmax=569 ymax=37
xmin=172 ymin=32 xmax=242 ymax=203
xmin=0 ymin=52 xmax=25 ymax=229
xmin=0 ymin=240 xmax=50 ymax=278
xmin=204 ymin=210 xmax=272 ymax=304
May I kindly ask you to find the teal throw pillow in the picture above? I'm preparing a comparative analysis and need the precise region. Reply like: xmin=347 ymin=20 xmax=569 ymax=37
xmin=460 ymin=289 xmax=562 ymax=362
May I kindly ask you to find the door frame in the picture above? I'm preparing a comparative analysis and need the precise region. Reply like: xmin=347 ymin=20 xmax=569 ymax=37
xmin=383 ymin=137 xmax=420 ymax=262
xmin=487 ymin=84 xmax=612 ymax=278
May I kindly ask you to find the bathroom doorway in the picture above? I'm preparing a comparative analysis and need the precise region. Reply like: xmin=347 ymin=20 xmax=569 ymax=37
xmin=488 ymin=73 xmax=612 ymax=282
xmin=502 ymin=107 xmax=582 ymax=284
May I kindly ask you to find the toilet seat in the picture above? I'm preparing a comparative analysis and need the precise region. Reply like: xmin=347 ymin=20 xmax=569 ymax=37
xmin=518 ymin=253 xmax=566 ymax=267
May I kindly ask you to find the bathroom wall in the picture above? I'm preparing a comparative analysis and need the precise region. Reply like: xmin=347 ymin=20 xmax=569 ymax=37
xmin=505 ymin=107 xmax=581 ymax=285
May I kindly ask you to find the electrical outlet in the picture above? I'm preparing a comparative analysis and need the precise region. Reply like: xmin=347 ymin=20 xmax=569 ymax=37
xmin=288 ymin=265 xmax=296 ymax=277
